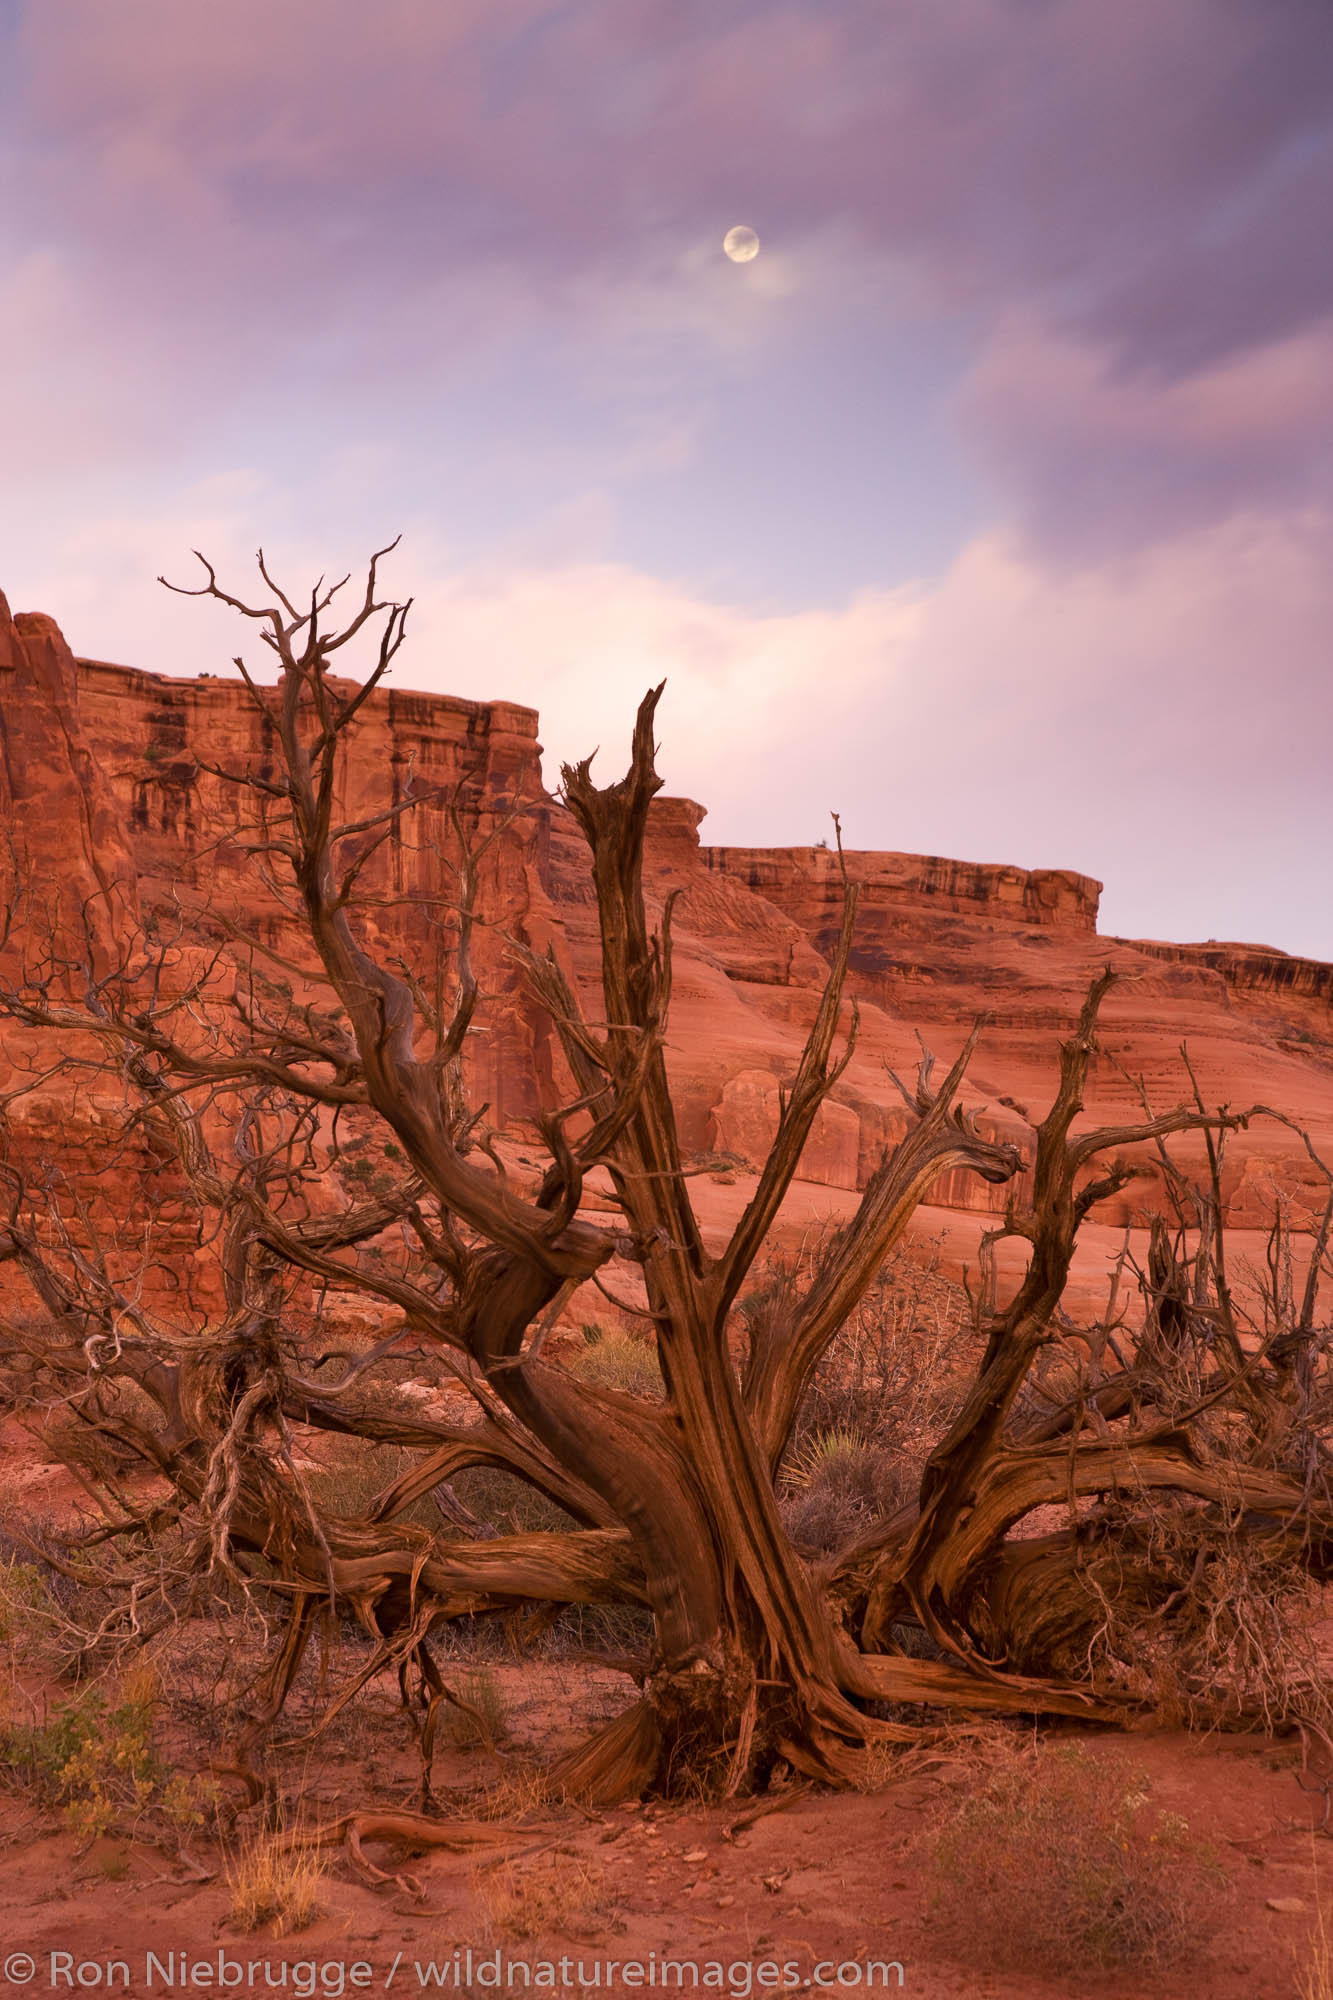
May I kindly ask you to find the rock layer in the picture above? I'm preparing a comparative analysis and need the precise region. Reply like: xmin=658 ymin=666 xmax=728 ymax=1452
xmin=2 ymin=593 xmax=1331 ymax=1242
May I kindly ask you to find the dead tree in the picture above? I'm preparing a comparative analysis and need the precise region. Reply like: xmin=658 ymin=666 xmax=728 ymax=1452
xmin=1 ymin=544 xmax=1330 ymax=1811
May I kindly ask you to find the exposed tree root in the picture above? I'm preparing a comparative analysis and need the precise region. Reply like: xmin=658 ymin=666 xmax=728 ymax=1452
xmin=286 ymin=1812 xmax=547 ymax=1896
xmin=289 ymin=1812 xmax=536 ymax=1854
xmin=541 ymin=1698 xmax=663 ymax=1807
xmin=839 ymin=1646 xmax=1130 ymax=1724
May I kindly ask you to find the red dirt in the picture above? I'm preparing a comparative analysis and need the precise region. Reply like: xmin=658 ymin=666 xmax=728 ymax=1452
xmin=1 ymin=1659 xmax=1330 ymax=2000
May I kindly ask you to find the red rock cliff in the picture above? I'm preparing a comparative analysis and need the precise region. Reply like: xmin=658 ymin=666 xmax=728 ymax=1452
xmin=1 ymin=595 xmax=1331 ymax=1239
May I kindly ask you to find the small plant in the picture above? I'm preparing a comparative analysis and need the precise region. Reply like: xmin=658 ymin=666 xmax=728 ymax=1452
xmin=0 ymin=1666 xmax=208 ymax=1847
xmin=854 ymin=1734 xmax=902 ymax=1794
xmin=227 ymin=1823 xmax=327 ymax=1936
xmin=687 ymin=1150 xmax=749 ymax=1176
xmin=929 ymin=1740 xmax=1225 ymax=1976
xmin=784 ymin=1424 xmax=868 ymax=1489
xmin=302 ymin=1438 xmax=440 ymax=1531
xmin=780 ymin=1426 xmax=907 ymax=1558
xmin=451 ymin=1466 xmax=576 ymax=1538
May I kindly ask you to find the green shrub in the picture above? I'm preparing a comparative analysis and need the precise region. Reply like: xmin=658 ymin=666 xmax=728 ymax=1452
xmin=1 ymin=1668 xmax=208 ymax=1845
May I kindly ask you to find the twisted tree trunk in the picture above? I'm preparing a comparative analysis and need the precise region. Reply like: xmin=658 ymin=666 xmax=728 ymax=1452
xmin=3 ymin=543 xmax=1330 ymax=1814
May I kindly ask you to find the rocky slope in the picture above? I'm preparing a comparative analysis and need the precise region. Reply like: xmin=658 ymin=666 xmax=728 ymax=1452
xmin=3 ymin=587 xmax=1331 ymax=1248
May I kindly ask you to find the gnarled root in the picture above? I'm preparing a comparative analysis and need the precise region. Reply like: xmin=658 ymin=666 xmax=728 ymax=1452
xmin=541 ymin=1697 xmax=662 ymax=1807
xmin=286 ymin=1811 xmax=543 ymax=1893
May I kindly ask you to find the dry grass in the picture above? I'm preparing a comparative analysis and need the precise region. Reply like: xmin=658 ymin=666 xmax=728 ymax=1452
xmin=852 ymin=1734 xmax=903 ymax=1794
xmin=1297 ymin=1842 xmax=1333 ymax=2000
xmin=477 ymin=1762 xmax=561 ymax=1821
xmin=300 ymin=1436 xmax=440 ymax=1531
xmin=570 ymin=1328 xmax=664 ymax=1401
xmin=226 ymin=1821 xmax=327 ymax=1936
xmin=451 ymin=1466 xmax=576 ymax=1537
xmin=440 ymin=1665 xmax=510 ymax=1750
xmin=475 ymin=1850 xmax=622 ymax=1944
xmin=1301 ymin=1910 xmax=1332 ymax=2000
xmin=0 ymin=1550 xmax=57 ymax=1650
xmin=929 ymin=1738 xmax=1225 ymax=1977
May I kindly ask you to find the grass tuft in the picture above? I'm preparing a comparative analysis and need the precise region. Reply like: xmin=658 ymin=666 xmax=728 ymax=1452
xmin=226 ymin=1823 xmax=326 ymax=1936
xmin=570 ymin=1329 xmax=665 ymax=1401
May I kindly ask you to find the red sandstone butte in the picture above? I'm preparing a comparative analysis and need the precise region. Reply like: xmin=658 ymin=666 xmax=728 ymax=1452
xmin=2 ymin=587 xmax=1331 ymax=1247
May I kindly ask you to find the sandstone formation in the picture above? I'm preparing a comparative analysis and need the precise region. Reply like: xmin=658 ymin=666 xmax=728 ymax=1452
xmin=2 ymin=589 xmax=1331 ymax=1263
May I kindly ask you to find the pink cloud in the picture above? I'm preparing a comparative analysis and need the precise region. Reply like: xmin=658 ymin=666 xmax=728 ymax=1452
xmin=955 ymin=310 xmax=1333 ymax=554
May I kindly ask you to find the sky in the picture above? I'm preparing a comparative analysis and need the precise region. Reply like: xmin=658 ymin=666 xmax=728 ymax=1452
xmin=1 ymin=0 xmax=1330 ymax=955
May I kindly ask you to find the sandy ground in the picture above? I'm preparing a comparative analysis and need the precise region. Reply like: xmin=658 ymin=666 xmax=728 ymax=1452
xmin=0 ymin=1658 xmax=1330 ymax=2000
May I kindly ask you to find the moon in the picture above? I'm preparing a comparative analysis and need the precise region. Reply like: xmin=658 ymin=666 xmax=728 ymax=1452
xmin=723 ymin=225 xmax=760 ymax=263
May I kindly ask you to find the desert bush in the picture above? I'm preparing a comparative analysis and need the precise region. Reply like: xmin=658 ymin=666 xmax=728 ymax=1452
xmin=687 ymin=1148 xmax=749 ymax=1183
xmin=929 ymin=1740 xmax=1225 ymax=1977
xmin=759 ymin=1243 xmax=974 ymax=1448
xmin=780 ymin=1427 xmax=909 ymax=1558
xmin=761 ymin=1244 xmax=976 ymax=1556
xmin=0 ymin=1665 xmax=208 ymax=1845
xmin=0 ymin=1552 xmax=56 ymax=1646
xmin=451 ymin=1466 xmax=577 ymax=1538
xmin=539 ymin=1600 xmax=656 ymax=1663
xmin=300 ymin=1437 xmax=440 ymax=1531
xmin=145 ymin=1609 xmax=274 ymax=1748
